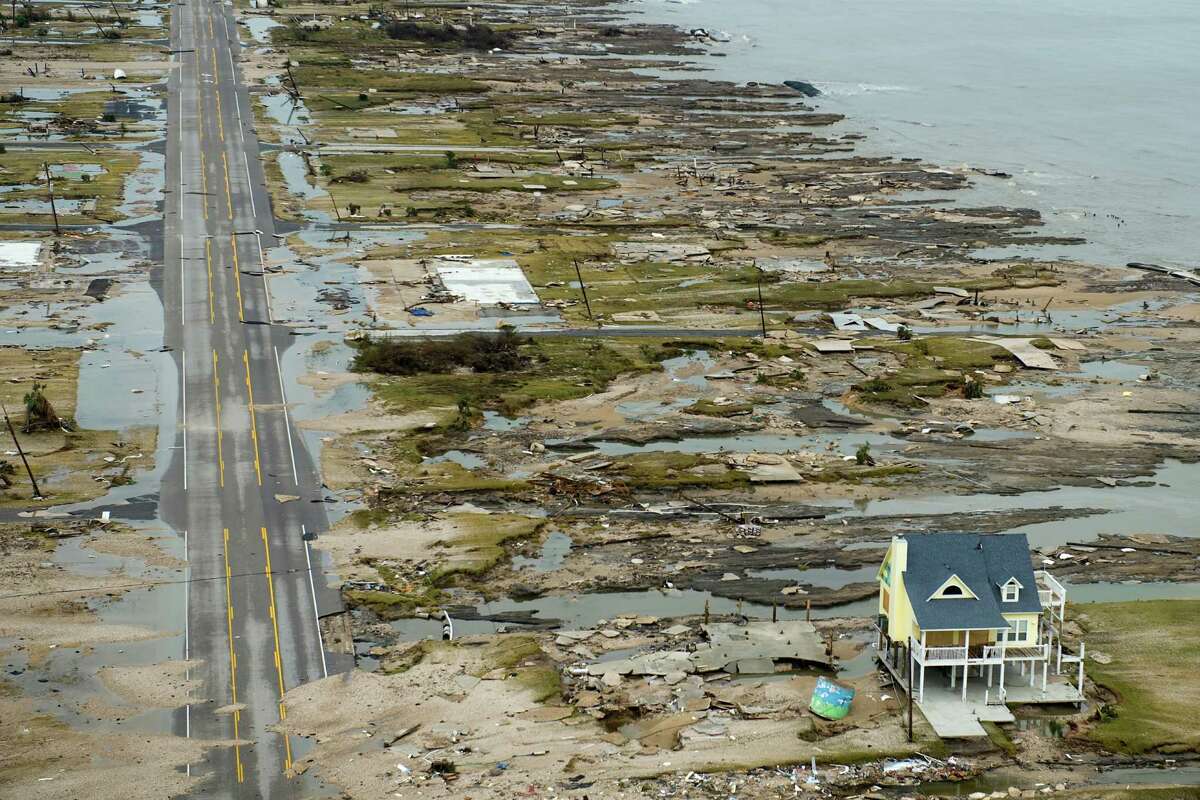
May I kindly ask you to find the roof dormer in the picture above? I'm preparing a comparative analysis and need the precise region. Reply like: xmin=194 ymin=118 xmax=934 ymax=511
xmin=928 ymin=574 xmax=977 ymax=601
xmin=1000 ymin=577 xmax=1022 ymax=603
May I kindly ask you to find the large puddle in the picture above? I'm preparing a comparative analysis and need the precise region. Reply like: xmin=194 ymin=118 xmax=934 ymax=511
xmin=829 ymin=459 xmax=1200 ymax=550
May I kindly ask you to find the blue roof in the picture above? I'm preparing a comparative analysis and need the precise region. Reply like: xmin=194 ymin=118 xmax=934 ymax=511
xmin=903 ymin=533 xmax=1042 ymax=632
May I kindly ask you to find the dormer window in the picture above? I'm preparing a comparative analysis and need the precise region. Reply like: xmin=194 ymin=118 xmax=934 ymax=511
xmin=929 ymin=574 xmax=977 ymax=601
xmin=1001 ymin=578 xmax=1022 ymax=603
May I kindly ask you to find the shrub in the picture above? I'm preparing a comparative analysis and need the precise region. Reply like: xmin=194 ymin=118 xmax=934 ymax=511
xmin=963 ymin=379 xmax=984 ymax=399
xmin=352 ymin=330 xmax=530 ymax=376
xmin=855 ymin=442 xmax=874 ymax=466
xmin=383 ymin=20 xmax=513 ymax=51
xmin=333 ymin=168 xmax=370 ymax=184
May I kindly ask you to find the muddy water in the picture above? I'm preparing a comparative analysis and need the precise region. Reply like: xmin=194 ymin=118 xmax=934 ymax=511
xmin=828 ymin=459 xmax=1200 ymax=550
xmin=276 ymin=151 xmax=328 ymax=206
xmin=511 ymin=530 xmax=572 ymax=572
xmin=391 ymin=590 xmax=879 ymax=640
xmin=909 ymin=765 xmax=1200 ymax=798
xmin=0 ymin=531 xmax=185 ymax=735
xmin=242 ymin=15 xmax=282 ymax=44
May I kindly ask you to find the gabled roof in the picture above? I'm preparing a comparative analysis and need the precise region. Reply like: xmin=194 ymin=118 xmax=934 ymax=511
xmin=901 ymin=533 xmax=1042 ymax=632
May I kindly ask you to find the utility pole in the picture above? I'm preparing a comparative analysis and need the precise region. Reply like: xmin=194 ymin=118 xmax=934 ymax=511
xmin=572 ymin=258 xmax=592 ymax=320
xmin=2 ymin=402 xmax=41 ymax=499
xmin=42 ymin=162 xmax=60 ymax=235
xmin=906 ymin=637 xmax=914 ymax=742
xmin=755 ymin=268 xmax=767 ymax=338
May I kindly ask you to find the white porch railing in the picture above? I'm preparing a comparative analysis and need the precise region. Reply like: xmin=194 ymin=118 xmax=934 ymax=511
xmin=915 ymin=645 xmax=967 ymax=664
xmin=1035 ymin=570 xmax=1068 ymax=609
xmin=913 ymin=642 xmax=1051 ymax=666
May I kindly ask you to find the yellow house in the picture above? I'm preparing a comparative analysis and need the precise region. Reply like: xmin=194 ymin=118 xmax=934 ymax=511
xmin=875 ymin=532 xmax=1071 ymax=706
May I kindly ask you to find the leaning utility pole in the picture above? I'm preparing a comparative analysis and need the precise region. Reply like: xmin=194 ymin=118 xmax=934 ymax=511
xmin=572 ymin=258 xmax=593 ymax=320
xmin=2 ymin=402 xmax=41 ymax=499
xmin=755 ymin=268 xmax=767 ymax=338
xmin=42 ymin=162 xmax=60 ymax=235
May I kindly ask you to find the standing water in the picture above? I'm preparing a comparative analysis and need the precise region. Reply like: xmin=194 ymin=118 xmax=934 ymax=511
xmin=624 ymin=0 xmax=1200 ymax=269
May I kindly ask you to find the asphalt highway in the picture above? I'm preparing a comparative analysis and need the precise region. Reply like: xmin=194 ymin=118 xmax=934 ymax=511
xmin=161 ymin=0 xmax=342 ymax=795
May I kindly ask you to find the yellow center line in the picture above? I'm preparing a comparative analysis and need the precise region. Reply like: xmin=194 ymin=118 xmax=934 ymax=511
xmin=243 ymin=350 xmax=262 ymax=486
xmin=230 ymin=234 xmax=243 ymax=321
xmin=205 ymin=238 xmax=214 ymax=324
xmin=208 ymin=12 xmax=214 ymax=39
xmin=199 ymin=150 xmax=208 ymax=221
xmin=222 ymin=151 xmax=233 ymax=220
xmin=212 ymin=350 xmax=224 ymax=487
xmin=215 ymin=89 xmax=225 ymax=143
xmin=261 ymin=526 xmax=294 ymax=774
xmin=223 ymin=528 xmax=244 ymax=784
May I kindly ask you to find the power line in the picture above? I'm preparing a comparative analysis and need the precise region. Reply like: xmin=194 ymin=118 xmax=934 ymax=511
xmin=0 ymin=565 xmax=318 ymax=600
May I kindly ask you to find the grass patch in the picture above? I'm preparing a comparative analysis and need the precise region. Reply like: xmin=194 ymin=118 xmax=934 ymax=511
xmin=683 ymin=399 xmax=756 ymax=418
xmin=428 ymin=512 xmax=545 ymax=582
xmin=852 ymin=336 xmax=1013 ymax=409
xmin=395 ymin=461 xmax=530 ymax=496
xmin=480 ymin=635 xmax=541 ymax=671
xmin=808 ymin=464 xmax=921 ymax=484
xmin=391 ymin=171 xmax=616 ymax=194
xmin=367 ymin=336 xmax=669 ymax=416
xmin=293 ymin=65 xmax=488 ymax=95
xmin=343 ymin=586 xmax=444 ymax=620
xmin=514 ymin=666 xmax=561 ymax=702
xmin=0 ymin=149 xmax=139 ymax=223
xmin=0 ymin=347 xmax=155 ymax=507
xmin=606 ymin=452 xmax=750 ymax=491
xmin=982 ymin=721 xmax=1018 ymax=756
xmin=504 ymin=111 xmax=638 ymax=129
xmin=1078 ymin=599 xmax=1200 ymax=755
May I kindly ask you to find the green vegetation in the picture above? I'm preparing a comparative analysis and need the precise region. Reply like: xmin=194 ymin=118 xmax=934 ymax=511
xmin=353 ymin=331 xmax=529 ymax=376
xmin=683 ymin=399 xmax=755 ymax=418
xmin=343 ymin=586 xmax=444 ymax=620
xmin=384 ymin=20 xmax=513 ymax=50
xmin=479 ymin=635 xmax=541 ymax=670
xmin=427 ymin=512 xmax=545 ymax=582
xmin=292 ymin=65 xmax=488 ymax=95
xmin=390 ymin=460 xmax=530 ymax=496
xmin=1079 ymin=600 xmax=1200 ymax=755
xmin=606 ymin=452 xmax=750 ymax=491
xmin=852 ymin=336 xmax=1013 ymax=409
xmin=366 ymin=336 xmax=670 ymax=416
xmin=808 ymin=464 xmax=921 ymax=484
xmin=390 ymin=171 xmax=616 ymax=194
xmin=982 ymin=721 xmax=1018 ymax=756
xmin=504 ymin=111 xmax=638 ymax=129
xmin=0 ymin=150 xmax=139 ymax=224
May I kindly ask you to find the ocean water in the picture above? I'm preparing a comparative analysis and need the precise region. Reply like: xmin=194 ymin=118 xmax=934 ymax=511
xmin=624 ymin=0 xmax=1200 ymax=269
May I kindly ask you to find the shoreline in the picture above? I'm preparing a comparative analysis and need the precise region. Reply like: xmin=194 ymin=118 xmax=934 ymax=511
xmin=0 ymin=0 xmax=1198 ymax=795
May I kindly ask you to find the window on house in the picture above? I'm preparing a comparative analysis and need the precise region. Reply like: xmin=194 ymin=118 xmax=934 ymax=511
xmin=1001 ymin=618 xmax=1030 ymax=644
xmin=940 ymin=584 xmax=964 ymax=597
xmin=1002 ymin=581 xmax=1020 ymax=602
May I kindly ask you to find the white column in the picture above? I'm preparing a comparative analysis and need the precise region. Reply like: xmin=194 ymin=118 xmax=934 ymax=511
xmin=1042 ymin=659 xmax=1048 ymax=692
xmin=920 ymin=631 xmax=927 ymax=703
xmin=962 ymin=630 xmax=970 ymax=701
